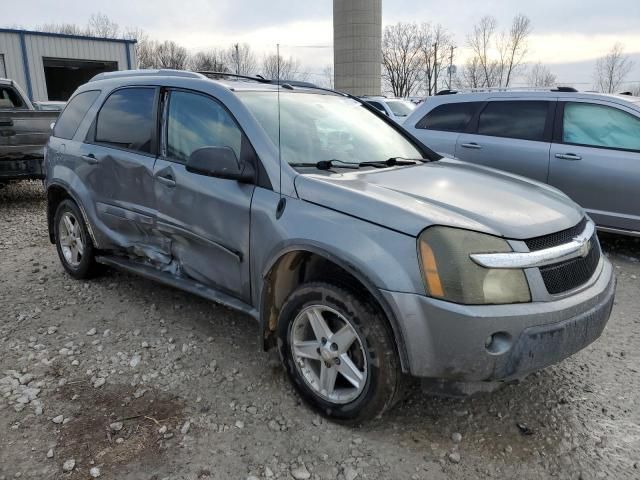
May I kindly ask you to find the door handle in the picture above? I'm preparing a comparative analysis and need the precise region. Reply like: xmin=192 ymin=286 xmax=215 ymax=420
xmin=81 ymin=154 xmax=98 ymax=165
xmin=156 ymin=174 xmax=176 ymax=187
xmin=0 ymin=119 xmax=14 ymax=127
xmin=461 ymin=142 xmax=482 ymax=149
xmin=555 ymin=153 xmax=582 ymax=161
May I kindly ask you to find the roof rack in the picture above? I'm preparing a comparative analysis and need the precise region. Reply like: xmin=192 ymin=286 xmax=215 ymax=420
xmin=435 ymin=86 xmax=579 ymax=94
xmin=89 ymin=69 xmax=205 ymax=82
xmin=198 ymin=71 xmax=318 ymax=88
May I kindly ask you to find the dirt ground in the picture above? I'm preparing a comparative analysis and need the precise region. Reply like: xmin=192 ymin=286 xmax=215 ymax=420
xmin=1 ymin=181 xmax=639 ymax=480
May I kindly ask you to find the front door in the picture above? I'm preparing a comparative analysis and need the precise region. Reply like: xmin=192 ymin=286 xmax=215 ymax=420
xmin=455 ymin=99 xmax=554 ymax=183
xmin=549 ymin=100 xmax=640 ymax=232
xmin=154 ymin=89 xmax=255 ymax=301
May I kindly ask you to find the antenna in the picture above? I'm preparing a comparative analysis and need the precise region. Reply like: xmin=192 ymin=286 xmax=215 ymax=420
xmin=277 ymin=43 xmax=282 ymax=200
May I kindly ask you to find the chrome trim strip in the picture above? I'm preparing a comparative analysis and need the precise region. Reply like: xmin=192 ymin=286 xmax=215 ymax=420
xmin=470 ymin=221 xmax=596 ymax=269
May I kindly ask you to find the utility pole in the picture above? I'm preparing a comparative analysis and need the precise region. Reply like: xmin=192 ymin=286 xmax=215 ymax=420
xmin=448 ymin=45 xmax=456 ymax=89
xmin=234 ymin=43 xmax=240 ymax=74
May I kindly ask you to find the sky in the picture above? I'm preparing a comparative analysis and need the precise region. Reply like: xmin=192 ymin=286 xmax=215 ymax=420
xmin=7 ymin=0 xmax=640 ymax=88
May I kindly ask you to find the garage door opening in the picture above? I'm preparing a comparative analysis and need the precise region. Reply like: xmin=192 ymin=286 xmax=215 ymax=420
xmin=43 ymin=58 xmax=118 ymax=100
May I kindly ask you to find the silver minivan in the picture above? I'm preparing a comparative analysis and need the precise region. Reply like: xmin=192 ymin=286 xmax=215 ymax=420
xmin=404 ymin=89 xmax=640 ymax=236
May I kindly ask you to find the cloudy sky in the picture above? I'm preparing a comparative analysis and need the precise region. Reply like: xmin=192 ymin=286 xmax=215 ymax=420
xmin=7 ymin=0 xmax=640 ymax=87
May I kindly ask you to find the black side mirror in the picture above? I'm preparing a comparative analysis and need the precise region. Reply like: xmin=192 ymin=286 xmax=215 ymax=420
xmin=186 ymin=146 xmax=255 ymax=183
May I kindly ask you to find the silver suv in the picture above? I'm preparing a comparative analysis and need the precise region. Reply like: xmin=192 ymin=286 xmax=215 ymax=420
xmin=45 ymin=71 xmax=615 ymax=421
xmin=404 ymin=88 xmax=640 ymax=236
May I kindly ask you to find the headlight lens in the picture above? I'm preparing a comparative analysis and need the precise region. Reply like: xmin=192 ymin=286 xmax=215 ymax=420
xmin=418 ymin=227 xmax=530 ymax=305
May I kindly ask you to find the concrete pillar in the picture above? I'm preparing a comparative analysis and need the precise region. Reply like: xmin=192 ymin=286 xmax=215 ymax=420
xmin=333 ymin=0 xmax=382 ymax=96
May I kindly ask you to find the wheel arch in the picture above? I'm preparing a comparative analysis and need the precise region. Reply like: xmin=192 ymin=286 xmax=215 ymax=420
xmin=46 ymin=181 xmax=98 ymax=248
xmin=259 ymin=245 xmax=410 ymax=373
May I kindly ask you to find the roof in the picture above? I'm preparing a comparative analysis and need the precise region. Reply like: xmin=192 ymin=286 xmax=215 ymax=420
xmin=423 ymin=89 xmax=640 ymax=108
xmin=0 ymin=28 xmax=137 ymax=44
xmin=87 ymin=69 xmax=336 ymax=95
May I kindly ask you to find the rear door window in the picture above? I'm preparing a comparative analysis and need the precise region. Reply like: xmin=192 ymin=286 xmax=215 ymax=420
xmin=53 ymin=90 xmax=100 ymax=140
xmin=415 ymin=102 xmax=481 ymax=132
xmin=95 ymin=87 xmax=156 ymax=154
xmin=563 ymin=102 xmax=640 ymax=152
xmin=477 ymin=101 xmax=549 ymax=141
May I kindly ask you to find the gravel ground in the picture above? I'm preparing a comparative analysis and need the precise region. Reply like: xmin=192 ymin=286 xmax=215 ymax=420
xmin=1 ymin=181 xmax=639 ymax=480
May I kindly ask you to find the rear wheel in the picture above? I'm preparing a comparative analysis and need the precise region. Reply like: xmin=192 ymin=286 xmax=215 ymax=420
xmin=278 ymin=282 xmax=405 ymax=422
xmin=54 ymin=199 xmax=100 ymax=279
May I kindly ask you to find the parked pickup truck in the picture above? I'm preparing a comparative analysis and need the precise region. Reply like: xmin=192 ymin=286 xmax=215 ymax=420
xmin=0 ymin=78 xmax=60 ymax=185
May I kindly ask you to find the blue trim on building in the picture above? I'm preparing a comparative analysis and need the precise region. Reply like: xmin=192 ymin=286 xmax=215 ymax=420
xmin=0 ymin=28 xmax=137 ymax=45
xmin=17 ymin=32 xmax=33 ymax=101
xmin=125 ymin=44 xmax=132 ymax=69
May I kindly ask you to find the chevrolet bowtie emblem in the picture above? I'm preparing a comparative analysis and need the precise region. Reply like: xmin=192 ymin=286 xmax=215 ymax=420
xmin=574 ymin=236 xmax=591 ymax=258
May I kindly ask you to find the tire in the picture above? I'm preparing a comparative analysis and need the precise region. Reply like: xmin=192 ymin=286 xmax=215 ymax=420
xmin=277 ymin=282 xmax=405 ymax=422
xmin=54 ymin=199 xmax=100 ymax=279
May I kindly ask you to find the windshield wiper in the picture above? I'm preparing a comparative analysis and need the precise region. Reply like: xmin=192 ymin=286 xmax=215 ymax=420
xmin=359 ymin=157 xmax=421 ymax=168
xmin=289 ymin=159 xmax=360 ymax=170
xmin=289 ymin=157 xmax=424 ymax=171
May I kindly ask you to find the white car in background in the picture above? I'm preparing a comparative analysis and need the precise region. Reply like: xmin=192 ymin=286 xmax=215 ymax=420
xmin=360 ymin=96 xmax=417 ymax=124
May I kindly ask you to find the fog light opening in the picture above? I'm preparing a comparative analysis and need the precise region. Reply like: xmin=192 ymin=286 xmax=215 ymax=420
xmin=485 ymin=332 xmax=512 ymax=355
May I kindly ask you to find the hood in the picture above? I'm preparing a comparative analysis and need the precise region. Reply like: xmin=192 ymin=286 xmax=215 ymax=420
xmin=294 ymin=158 xmax=583 ymax=239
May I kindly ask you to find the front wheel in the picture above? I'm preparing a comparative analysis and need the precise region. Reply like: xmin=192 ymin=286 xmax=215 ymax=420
xmin=277 ymin=282 xmax=406 ymax=422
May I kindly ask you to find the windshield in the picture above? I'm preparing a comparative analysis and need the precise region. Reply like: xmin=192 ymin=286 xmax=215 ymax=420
xmin=237 ymin=91 xmax=422 ymax=166
xmin=385 ymin=100 xmax=416 ymax=117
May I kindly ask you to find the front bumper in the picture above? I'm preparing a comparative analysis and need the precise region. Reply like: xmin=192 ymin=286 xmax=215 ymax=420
xmin=382 ymin=258 xmax=615 ymax=381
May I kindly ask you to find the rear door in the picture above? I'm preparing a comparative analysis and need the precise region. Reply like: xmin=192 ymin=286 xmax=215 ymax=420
xmin=410 ymin=101 xmax=482 ymax=156
xmin=153 ymin=89 xmax=255 ymax=301
xmin=82 ymin=86 xmax=165 ymax=258
xmin=455 ymin=99 xmax=554 ymax=182
xmin=549 ymin=100 xmax=640 ymax=232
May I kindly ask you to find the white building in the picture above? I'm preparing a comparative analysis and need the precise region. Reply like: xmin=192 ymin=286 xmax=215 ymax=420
xmin=0 ymin=28 xmax=137 ymax=101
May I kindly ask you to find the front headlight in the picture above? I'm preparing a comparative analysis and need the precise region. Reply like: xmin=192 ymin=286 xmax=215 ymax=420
xmin=418 ymin=227 xmax=531 ymax=305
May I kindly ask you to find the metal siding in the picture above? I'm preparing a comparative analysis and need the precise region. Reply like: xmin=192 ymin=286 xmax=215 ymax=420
xmin=0 ymin=32 xmax=28 ymax=89
xmin=13 ymin=33 xmax=137 ymax=101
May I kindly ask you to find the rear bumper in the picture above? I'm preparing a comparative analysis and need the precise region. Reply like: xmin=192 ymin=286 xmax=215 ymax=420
xmin=382 ymin=258 xmax=615 ymax=381
xmin=0 ymin=157 xmax=45 ymax=182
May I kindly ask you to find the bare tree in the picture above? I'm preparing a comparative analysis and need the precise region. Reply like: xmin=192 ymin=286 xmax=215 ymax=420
xmin=594 ymin=43 xmax=634 ymax=93
xmin=526 ymin=62 xmax=557 ymax=87
xmin=87 ymin=13 xmax=119 ymax=38
xmin=419 ymin=23 xmax=454 ymax=95
xmin=155 ymin=41 xmax=190 ymax=70
xmin=322 ymin=65 xmax=334 ymax=89
xmin=227 ymin=43 xmax=257 ymax=76
xmin=467 ymin=16 xmax=499 ymax=87
xmin=38 ymin=23 xmax=86 ymax=36
xmin=632 ymin=84 xmax=640 ymax=97
xmin=190 ymin=50 xmax=229 ymax=72
xmin=464 ymin=14 xmax=532 ymax=88
xmin=261 ymin=54 xmax=304 ymax=81
xmin=382 ymin=22 xmax=423 ymax=97
xmin=497 ymin=14 xmax=532 ymax=86
xmin=458 ymin=57 xmax=484 ymax=89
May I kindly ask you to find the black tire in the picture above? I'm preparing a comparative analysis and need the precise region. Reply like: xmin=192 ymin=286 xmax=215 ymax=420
xmin=277 ymin=282 xmax=406 ymax=422
xmin=54 ymin=199 xmax=100 ymax=279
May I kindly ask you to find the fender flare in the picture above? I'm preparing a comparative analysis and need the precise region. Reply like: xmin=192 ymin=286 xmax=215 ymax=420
xmin=259 ymin=242 xmax=410 ymax=372
xmin=46 ymin=179 xmax=99 ymax=248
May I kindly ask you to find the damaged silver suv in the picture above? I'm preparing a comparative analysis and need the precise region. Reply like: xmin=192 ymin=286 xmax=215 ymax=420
xmin=45 ymin=70 xmax=615 ymax=421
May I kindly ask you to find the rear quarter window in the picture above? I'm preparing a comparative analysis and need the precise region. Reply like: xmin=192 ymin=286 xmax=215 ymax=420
xmin=415 ymin=102 xmax=481 ymax=132
xmin=53 ymin=90 xmax=101 ymax=140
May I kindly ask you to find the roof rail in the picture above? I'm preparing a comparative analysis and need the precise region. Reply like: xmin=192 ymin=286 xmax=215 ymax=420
xmin=198 ymin=71 xmax=318 ymax=88
xmin=89 ymin=69 xmax=205 ymax=82
xmin=436 ymin=86 xmax=580 ymax=94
